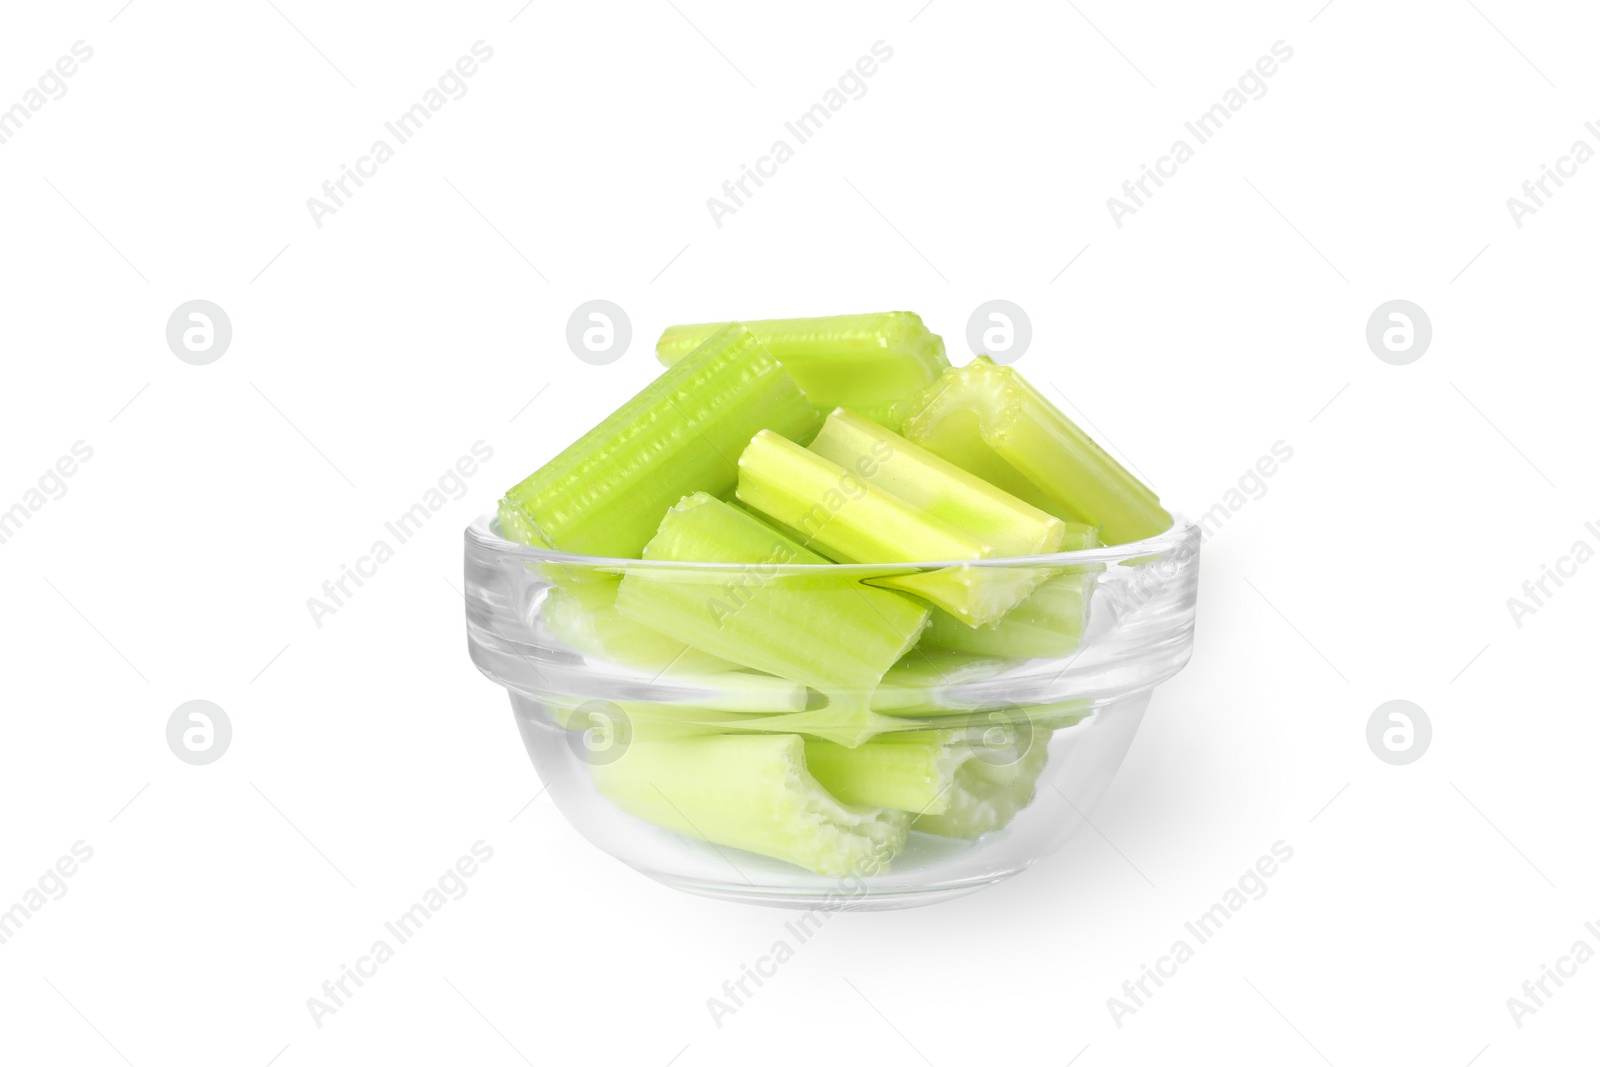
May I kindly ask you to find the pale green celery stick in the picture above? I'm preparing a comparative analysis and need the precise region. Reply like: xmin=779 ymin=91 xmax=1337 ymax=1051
xmin=738 ymin=429 xmax=977 ymax=561
xmin=804 ymin=731 xmax=966 ymax=814
xmin=497 ymin=497 xmax=550 ymax=547
xmin=544 ymin=695 xmax=807 ymax=739
xmin=876 ymin=565 xmax=1046 ymax=629
xmin=544 ymin=578 xmax=741 ymax=676
xmin=590 ymin=734 xmax=909 ymax=876
xmin=1054 ymin=523 xmax=1103 ymax=554
xmin=869 ymin=651 xmax=1016 ymax=714
xmin=595 ymin=668 xmax=811 ymax=716
xmin=868 ymin=699 xmax=1088 ymax=735
xmin=723 ymin=690 xmax=1089 ymax=745
xmin=902 ymin=356 xmax=1170 ymax=545
xmin=918 ymin=523 xmax=1102 ymax=658
xmin=657 ymin=673 xmax=811 ymax=713
xmin=500 ymin=324 xmax=820 ymax=557
xmin=614 ymin=493 xmax=928 ymax=695
xmin=736 ymin=429 xmax=1041 ymax=626
xmin=808 ymin=407 xmax=1072 ymax=556
xmin=554 ymin=690 xmax=930 ymax=748
xmin=729 ymin=499 xmax=812 ymax=546
xmin=656 ymin=312 xmax=949 ymax=432
xmin=847 ymin=401 xmax=913 ymax=433
xmin=919 ymin=567 xmax=1095 ymax=660
xmin=718 ymin=706 xmax=916 ymax=748
xmin=912 ymin=726 xmax=1055 ymax=839
xmin=804 ymin=723 xmax=1060 ymax=836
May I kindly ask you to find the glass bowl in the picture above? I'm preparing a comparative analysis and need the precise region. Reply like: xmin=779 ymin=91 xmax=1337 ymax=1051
xmin=462 ymin=512 xmax=1200 ymax=910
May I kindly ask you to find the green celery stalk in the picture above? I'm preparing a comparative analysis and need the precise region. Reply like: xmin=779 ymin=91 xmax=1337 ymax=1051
xmin=497 ymin=497 xmax=549 ymax=547
xmin=803 ymin=731 xmax=966 ymax=814
xmin=911 ymin=726 xmax=1055 ymax=839
xmin=877 ymin=699 xmax=1089 ymax=733
xmin=590 ymin=733 xmax=909 ymax=876
xmin=735 ymin=429 xmax=1041 ymax=626
xmin=804 ymin=723 xmax=1061 ymax=838
xmin=846 ymin=401 xmax=915 ymax=432
xmin=545 ymin=694 xmax=808 ymax=739
xmin=500 ymin=324 xmax=820 ymax=557
xmin=739 ymin=429 xmax=978 ymax=561
xmin=870 ymin=650 xmax=1015 ymax=714
xmin=807 ymin=407 xmax=1078 ymax=556
xmin=614 ymin=493 xmax=929 ymax=695
xmin=902 ymin=356 xmax=1170 ymax=545
xmin=919 ymin=569 xmax=1095 ymax=659
xmin=919 ymin=523 xmax=1101 ymax=659
xmin=544 ymin=577 xmax=741 ymax=676
xmin=713 ymin=706 xmax=920 ymax=748
xmin=656 ymin=312 xmax=949 ymax=432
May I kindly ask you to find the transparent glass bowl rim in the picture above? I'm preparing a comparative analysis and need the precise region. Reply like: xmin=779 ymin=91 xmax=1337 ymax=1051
xmin=465 ymin=510 xmax=1200 ymax=574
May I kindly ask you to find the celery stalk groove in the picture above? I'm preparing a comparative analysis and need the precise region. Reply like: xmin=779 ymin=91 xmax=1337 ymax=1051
xmin=902 ymin=357 xmax=1169 ymax=545
xmin=657 ymin=312 xmax=948 ymax=431
xmin=501 ymin=325 xmax=820 ymax=557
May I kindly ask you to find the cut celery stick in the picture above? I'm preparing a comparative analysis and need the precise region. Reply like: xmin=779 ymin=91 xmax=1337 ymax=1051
xmin=650 ymin=673 xmax=811 ymax=714
xmin=912 ymin=726 xmax=1054 ymax=839
xmin=596 ymin=673 xmax=809 ymax=716
xmin=544 ymin=578 xmax=741 ymax=676
xmin=500 ymin=325 xmax=820 ymax=557
xmin=729 ymin=499 xmax=814 ymax=548
xmin=656 ymin=312 xmax=949 ymax=431
xmin=614 ymin=493 xmax=928 ymax=694
xmin=804 ymin=731 xmax=966 ymax=814
xmin=716 ymin=706 xmax=915 ymax=748
xmin=552 ymin=682 xmax=1084 ymax=751
xmin=497 ymin=497 xmax=549 ymax=548
xmin=902 ymin=356 xmax=1170 ymax=545
xmin=808 ymin=407 xmax=1075 ymax=557
xmin=915 ymin=523 xmax=1102 ymax=659
xmin=590 ymin=733 xmax=909 ymax=876
xmin=806 ymin=724 xmax=1059 ymax=837
xmin=882 ymin=699 xmax=1089 ymax=734
xmin=870 ymin=650 xmax=1015 ymax=715
xmin=920 ymin=567 xmax=1096 ymax=660
xmin=735 ymin=429 xmax=1040 ymax=626
xmin=739 ymin=430 xmax=978 ymax=561
xmin=846 ymin=401 xmax=912 ymax=432
xmin=911 ymin=762 xmax=1032 ymax=838
xmin=546 ymin=696 xmax=718 ymax=737
xmin=726 ymin=707 xmax=1009 ymax=740
xmin=544 ymin=694 xmax=808 ymax=739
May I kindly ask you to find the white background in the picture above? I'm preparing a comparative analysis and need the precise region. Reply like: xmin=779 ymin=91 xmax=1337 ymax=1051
xmin=2 ymin=1 xmax=1596 ymax=1064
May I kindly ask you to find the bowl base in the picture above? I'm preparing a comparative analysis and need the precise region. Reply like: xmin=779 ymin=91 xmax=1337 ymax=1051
xmin=642 ymin=868 xmax=1023 ymax=911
